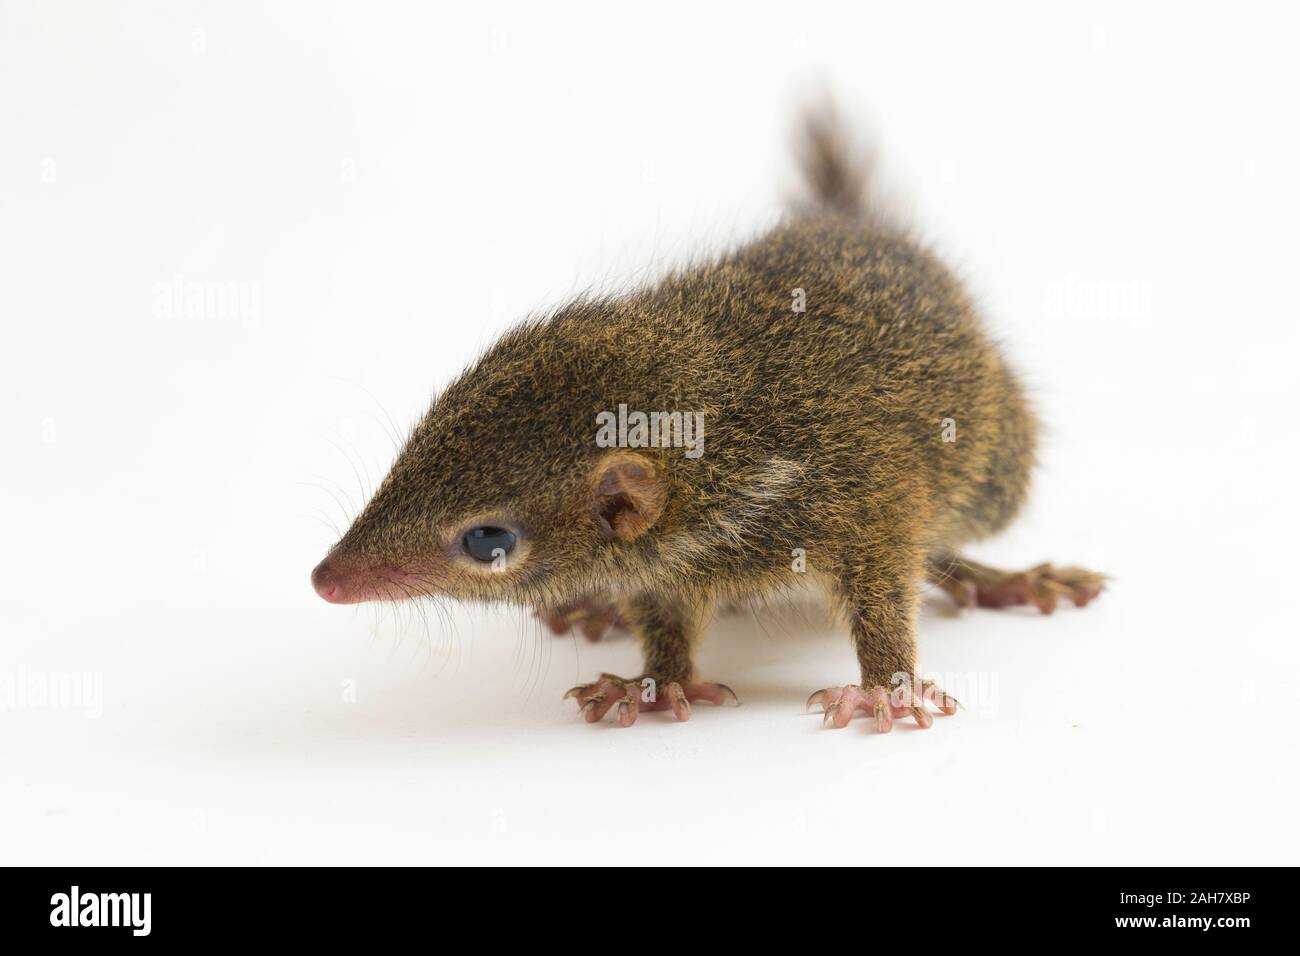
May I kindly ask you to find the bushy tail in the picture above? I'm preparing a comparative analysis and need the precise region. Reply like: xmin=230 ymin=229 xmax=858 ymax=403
xmin=791 ymin=99 xmax=875 ymax=219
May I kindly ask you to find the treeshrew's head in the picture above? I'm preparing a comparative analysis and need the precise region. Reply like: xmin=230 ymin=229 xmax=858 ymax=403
xmin=311 ymin=304 xmax=679 ymax=608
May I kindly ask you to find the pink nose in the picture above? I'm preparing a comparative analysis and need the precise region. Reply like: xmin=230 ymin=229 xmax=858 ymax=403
xmin=311 ymin=558 xmax=346 ymax=603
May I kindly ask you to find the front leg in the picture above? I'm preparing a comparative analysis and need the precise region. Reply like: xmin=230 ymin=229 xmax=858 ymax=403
xmin=809 ymin=557 xmax=958 ymax=733
xmin=565 ymin=592 xmax=737 ymax=726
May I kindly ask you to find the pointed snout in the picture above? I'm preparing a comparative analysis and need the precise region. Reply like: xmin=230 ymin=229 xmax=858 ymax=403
xmin=312 ymin=554 xmax=434 ymax=604
xmin=312 ymin=556 xmax=360 ymax=604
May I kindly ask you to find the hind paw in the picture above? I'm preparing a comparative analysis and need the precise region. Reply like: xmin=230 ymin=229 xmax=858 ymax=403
xmin=930 ymin=556 xmax=1105 ymax=614
xmin=536 ymin=596 xmax=625 ymax=641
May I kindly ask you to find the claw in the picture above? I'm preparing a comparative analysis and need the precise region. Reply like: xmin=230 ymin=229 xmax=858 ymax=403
xmin=585 ymin=688 xmax=620 ymax=723
xmin=666 ymin=682 xmax=692 ymax=722
xmin=806 ymin=687 xmax=836 ymax=712
xmin=822 ymin=699 xmax=839 ymax=727
xmin=921 ymin=680 xmax=960 ymax=716
xmin=873 ymin=699 xmax=892 ymax=733
xmin=909 ymin=703 xmax=934 ymax=728
xmin=715 ymin=683 xmax=740 ymax=706
xmin=616 ymin=692 xmax=638 ymax=727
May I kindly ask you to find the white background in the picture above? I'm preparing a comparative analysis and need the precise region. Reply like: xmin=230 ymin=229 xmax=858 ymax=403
xmin=3 ymin=1 xmax=1297 ymax=865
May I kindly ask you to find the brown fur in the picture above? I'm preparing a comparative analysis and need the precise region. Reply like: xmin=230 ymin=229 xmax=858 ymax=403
xmin=316 ymin=105 xmax=1070 ymax=700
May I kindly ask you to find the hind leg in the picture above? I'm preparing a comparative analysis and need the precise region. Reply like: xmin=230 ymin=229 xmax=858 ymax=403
xmin=927 ymin=553 xmax=1104 ymax=614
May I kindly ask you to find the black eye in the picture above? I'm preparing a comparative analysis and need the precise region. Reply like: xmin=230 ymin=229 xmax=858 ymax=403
xmin=462 ymin=526 xmax=517 ymax=562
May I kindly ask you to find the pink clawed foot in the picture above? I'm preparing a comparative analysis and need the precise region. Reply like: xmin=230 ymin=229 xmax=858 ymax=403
xmin=536 ymin=597 xmax=625 ymax=641
xmin=564 ymin=674 xmax=739 ymax=727
xmin=976 ymin=563 xmax=1105 ymax=614
xmin=932 ymin=559 xmax=1106 ymax=615
xmin=806 ymin=680 xmax=959 ymax=733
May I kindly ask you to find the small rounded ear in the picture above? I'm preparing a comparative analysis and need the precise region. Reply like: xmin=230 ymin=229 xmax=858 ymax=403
xmin=591 ymin=452 xmax=665 ymax=542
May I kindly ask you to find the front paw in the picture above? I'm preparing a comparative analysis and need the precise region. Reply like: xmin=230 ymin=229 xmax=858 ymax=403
xmin=806 ymin=680 xmax=958 ymax=732
xmin=564 ymin=673 xmax=738 ymax=727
